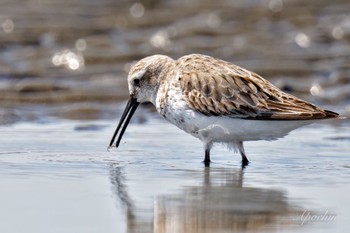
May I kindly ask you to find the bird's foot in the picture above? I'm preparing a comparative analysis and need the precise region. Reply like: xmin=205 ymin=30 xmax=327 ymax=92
xmin=203 ymin=159 xmax=211 ymax=167
xmin=241 ymin=158 xmax=249 ymax=168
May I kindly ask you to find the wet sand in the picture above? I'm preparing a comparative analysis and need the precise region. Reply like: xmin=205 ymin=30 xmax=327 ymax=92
xmin=0 ymin=0 xmax=349 ymax=124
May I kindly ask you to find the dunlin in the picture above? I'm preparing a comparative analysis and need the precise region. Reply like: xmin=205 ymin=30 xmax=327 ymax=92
xmin=109 ymin=54 xmax=339 ymax=167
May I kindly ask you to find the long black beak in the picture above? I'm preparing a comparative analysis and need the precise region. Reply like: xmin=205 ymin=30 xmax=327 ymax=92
xmin=109 ymin=97 xmax=140 ymax=148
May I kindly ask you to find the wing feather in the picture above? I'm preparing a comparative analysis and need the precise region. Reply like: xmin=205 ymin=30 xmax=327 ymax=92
xmin=176 ymin=54 xmax=338 ymax=120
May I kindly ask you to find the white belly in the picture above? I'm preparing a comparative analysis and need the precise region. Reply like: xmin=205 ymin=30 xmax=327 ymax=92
xmin=170 ymin=108 xmax=312 ymax=143
xmin=155 ymin=81 xmax=314 ymax=145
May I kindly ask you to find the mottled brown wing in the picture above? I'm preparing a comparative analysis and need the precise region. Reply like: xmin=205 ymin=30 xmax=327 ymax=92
xmin=176 ymin=54 xmax=338 ymax=120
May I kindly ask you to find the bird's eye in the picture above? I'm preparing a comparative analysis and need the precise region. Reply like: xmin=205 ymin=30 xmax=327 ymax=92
xmin=133 ymin=78 xmax=140 ymax=86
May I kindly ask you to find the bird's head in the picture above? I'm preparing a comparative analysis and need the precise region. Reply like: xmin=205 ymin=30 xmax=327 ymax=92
xmin=128 ymin=55 xmax=174 ymax=103
xmin=109 ymin=55 xmax=174 ymax=148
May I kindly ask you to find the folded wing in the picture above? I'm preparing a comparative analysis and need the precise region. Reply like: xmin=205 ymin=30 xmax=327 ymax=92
xmin=176 ymin=54 xmax=338 ymax=120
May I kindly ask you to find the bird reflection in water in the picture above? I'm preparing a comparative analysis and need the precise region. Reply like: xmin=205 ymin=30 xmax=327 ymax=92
xmin=109 ymin=165 xmax=304 ymax=233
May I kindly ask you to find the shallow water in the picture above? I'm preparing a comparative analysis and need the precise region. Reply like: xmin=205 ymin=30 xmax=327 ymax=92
xmin=0 ymin=113 xmax=349 ymax=233
xmin=1 ymin=0 xmax=350 ymax=232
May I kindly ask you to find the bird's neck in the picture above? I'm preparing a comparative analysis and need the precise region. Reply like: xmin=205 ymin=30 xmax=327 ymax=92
xmin=152 ymin=60 xmax=175 ymax=104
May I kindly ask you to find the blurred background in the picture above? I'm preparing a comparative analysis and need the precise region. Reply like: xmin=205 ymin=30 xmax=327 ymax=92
xmin=0 ymin=0 xmax=349 ymax=124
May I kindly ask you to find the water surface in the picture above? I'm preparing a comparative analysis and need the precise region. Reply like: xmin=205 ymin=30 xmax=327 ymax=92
xmin=0 ymin=114 xmax=348 ymax=233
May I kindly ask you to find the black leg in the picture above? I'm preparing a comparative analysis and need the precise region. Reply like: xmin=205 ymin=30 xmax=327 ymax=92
xmin=241 ymin=154 xmax=249 ymax=168
xmin=238 ymin=141 xmax=249 ymax=168
xmin=203 ymin=148 xmax=211 ymax=167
